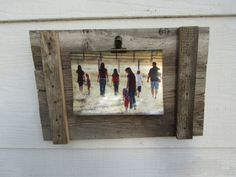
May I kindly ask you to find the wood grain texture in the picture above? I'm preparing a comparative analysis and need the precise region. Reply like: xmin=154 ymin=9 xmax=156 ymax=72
xmin=40 ymin=31 xmax=69 ymax=144
xmin=63 ymin=28 xmax=177 ymax=139
xmin=193 ymin=27 xmax=209 ymax=136
xmin=34 ymin=70 xmax=45 ymax=90
xmin=176 ymin=27 xmax=199 ymax=139
xmin=30 ymin=28 xmax=209 ymax=140
xmin=37 ymin=90 xmax=51 ymax=140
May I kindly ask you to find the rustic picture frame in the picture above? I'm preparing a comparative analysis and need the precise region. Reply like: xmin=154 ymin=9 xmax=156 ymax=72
xmin=30 ymin=27 xmax=209 ymax=144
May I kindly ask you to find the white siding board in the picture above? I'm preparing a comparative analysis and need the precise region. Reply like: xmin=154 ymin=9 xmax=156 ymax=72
xmin=0 ymin=17 xmax=236 ymax=148
xmin=0 ymin=0 xmax=236 ymax=22
xmin=0 ymin=148 xmax=235 ymax=177
xmin=0 ymin=1 xmax=236 ymax=176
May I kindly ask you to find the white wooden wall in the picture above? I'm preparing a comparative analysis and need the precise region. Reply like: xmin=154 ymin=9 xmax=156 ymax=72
xmin=0 ymin=1 xmax=236 ymax=177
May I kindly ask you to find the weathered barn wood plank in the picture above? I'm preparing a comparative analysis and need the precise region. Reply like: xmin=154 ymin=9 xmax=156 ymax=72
xmin=69 ymin=123 xmax=175 ymax=139
xmin=31 ymin=29 xmax=177 ymax=57
xmin=34 ymin=70 xmax=45 ymax=90
xmin=37 ymin=90 xmax=51 ymax=140
xmin=176 ymin=27 xmax=199 ymax=139
xmin=42 ymin=124 xmax=175 ymax=140
xmin=60 ymin=49 xmax=177 ymax=139
xmin=37 ymin=91 xmax=50 ymax=125
xmin=32 ymin=55 xmax=43 ymax=70
xmin=40 ymin=31 xmax=69 ymax=144
xmin=29 ymin=28 xmax=208 ymax=140
xmin=193 ymin=99 xmax=205 ymax=136
xmin=30 ymin=28 xmax=208 ymax=57
xmin=192 ymin=27 xmax=209 ymax=135
xmin=42 ymin=111 xmax=176 ymax=140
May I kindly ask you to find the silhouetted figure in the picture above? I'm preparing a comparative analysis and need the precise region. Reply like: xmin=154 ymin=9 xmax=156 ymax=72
xmin=76 ymin=65 xmax=85 ymax=91
xmin=97 ymin=62 xmax=108 ymax=96
xmin=125 ymin=67 xmax=136 ymax=110
xmin=147 ymin=62 xmax=161 ymax=99
xmin=136 ymin=70 xmax=143 ymax=97
xmin=123 ymin=88 xmax=129 ymax=112
xmin=112 ymin=68 xmax=119 ymax=95
xmin=85 ymin=73 xmax=91 ymax=95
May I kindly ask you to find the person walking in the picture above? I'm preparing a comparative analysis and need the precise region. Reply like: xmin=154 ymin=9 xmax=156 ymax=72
xmin=125 ymin=67 xmax=136 ymax=110
xmin=97 ymin=62 xmax=108 ymax=96
xmin=85 ymin=73 xmax=91 ymax=95
xmin=122 ymin=88 xmax=129 ymax=112
xmin=147 ymin=62 xmax=161 ymax=99
xmin=136 ymin=70 xmax=143 ymax=97
xmin=76 ymin=65 xmax=85 ymax=91
xmin=112 ymin=68 xmax=119 ymax=96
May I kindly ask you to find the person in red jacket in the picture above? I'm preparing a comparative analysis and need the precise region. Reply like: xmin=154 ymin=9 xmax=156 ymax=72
xmin=122 ymin=88 xmax=129 ymax=111
xmin=112 ymin=68 xmax=119 ymax=96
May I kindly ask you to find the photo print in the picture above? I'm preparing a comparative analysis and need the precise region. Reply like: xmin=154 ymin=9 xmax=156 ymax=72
xmin=71 ymin=50 xmax=164 ymax=115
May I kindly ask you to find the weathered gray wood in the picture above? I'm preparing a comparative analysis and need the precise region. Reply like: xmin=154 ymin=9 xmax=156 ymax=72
xmin=34 ymin=70 xmax=45 ymax=90
xmin=176 ymin=26 xmax=199 ymax=139
xmin=69 ymin=121 xmax=175 ymax=139
xmin=192 ymin=28 xmax=209 ymax=136
xmin=37 ymin=90 xmax=51 ymax=140
xmin=40 ymin=31 xmax=69 ymax=144
xmin=37 ymin=91 xmax=50 ymax=125
xmin=29 ymin=28 xmax=208 ymax=140
xmin=64 ymin=48 xmax=177 ymax=138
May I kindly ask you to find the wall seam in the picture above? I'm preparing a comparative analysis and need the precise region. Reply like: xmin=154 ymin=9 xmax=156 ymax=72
xmin=0 ymin=14 xmax=236 ymax=24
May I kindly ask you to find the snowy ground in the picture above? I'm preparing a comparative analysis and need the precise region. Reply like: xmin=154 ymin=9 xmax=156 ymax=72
xmin=71 ymin=60 xmax=164 ymax=115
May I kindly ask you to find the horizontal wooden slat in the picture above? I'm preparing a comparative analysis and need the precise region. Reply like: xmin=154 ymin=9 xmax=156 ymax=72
xmin=30 ymin=28 xmax=177 ymax=55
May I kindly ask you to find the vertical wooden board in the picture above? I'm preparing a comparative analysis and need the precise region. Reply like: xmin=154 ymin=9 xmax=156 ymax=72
xmin=193 ymin=77 xmax=206 ymax=136
xmin=30 ymin=31 xmax=43 ymax=70
xmin=40 ymin=31 xmax=69 ymax=144
xmin=37 ymin=90 xmax=52 ymax=140
xmin=61 ymin=54 xmax=74 ymax=118
xmin=34 ymin=70 xmax=45 ymax=90
xmin=176 ymin=26 xmax=199 ymax=139
xmin=193 ymin=27 xmax=209 ymax=135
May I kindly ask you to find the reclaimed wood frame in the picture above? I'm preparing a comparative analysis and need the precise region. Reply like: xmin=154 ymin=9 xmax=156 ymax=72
xmin=30 ymin=27 xmax=209 ymax=144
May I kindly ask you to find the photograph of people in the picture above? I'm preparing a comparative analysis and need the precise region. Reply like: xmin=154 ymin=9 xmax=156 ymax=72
xmin=72 ymin=51 xmax=163 ymax=115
